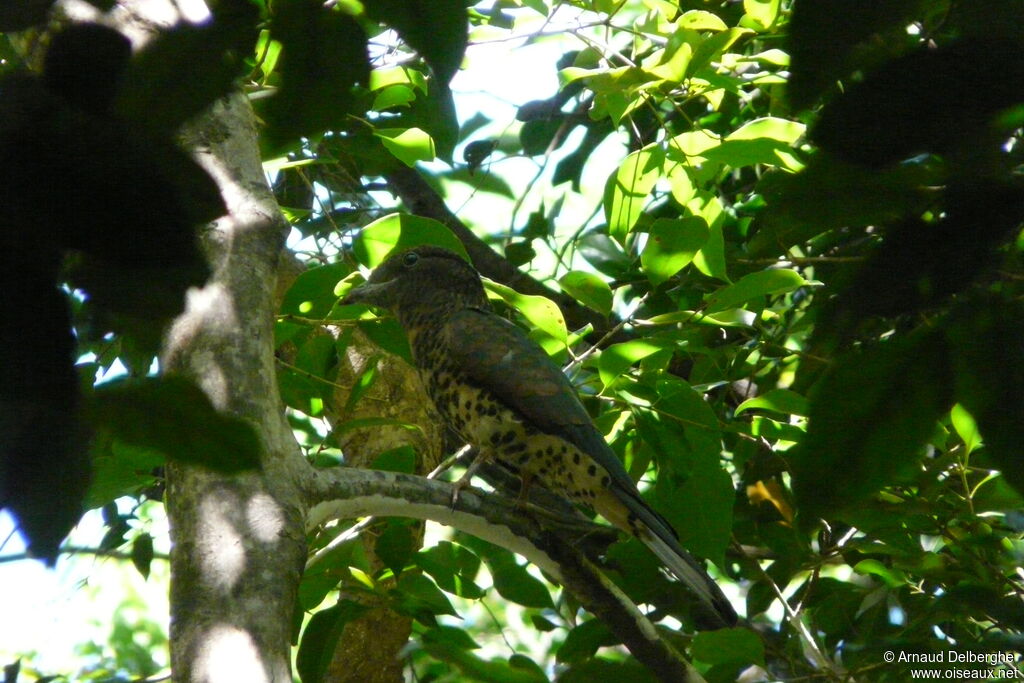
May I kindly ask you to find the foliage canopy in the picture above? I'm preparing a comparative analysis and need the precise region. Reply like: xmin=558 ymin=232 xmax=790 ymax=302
xmin=2 ymin=0 xmax=1023 ymax=681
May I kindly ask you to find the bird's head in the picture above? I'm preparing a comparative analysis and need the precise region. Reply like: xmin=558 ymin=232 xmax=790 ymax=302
xmin=342 ymin=245 xmax=488 ymax=325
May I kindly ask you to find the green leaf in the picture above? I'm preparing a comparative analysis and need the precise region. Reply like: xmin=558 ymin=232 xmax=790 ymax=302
xmin=678 ymin=10 xmax=728 ymax=31
xmin=853 ymin=559 xmax=907 ymax=588
xmin=689 ymin=194 xmax=729 ymax=281
xmin=85 ymin=452 xmax=159 ymax=510
xmin=374 ymin=127 xmax=436 ymax=167
xmin=604 ymin=144 xmax=664 ymax=244
xmin=130 ymin=532 xmax=154 ymax=580
xmin=557 ymin=619 xmax=616 ymax=664
xmin=372 ymin=84 xmax=415 ymax=111
xmin=640 ymin=216 xmax=710 ymax=286
xmin=90 ymin=376 xmax=261 ymax=472
xmin=950 ymin=404 xmax=982 ymax=455
xmin=371 ymin=445 xmax=417 ymax=474
xmin=484 ymin=281 xmax=568 ymax=356
xmin=296 ymin=600 xmax=369 ymax=683
xmin=376 ymin=521 xmax=415 ymax=577
xmin=559 ymin=271 xmax=613 ymax=317
xmin=422 ymin=625 xmax=481 ymax=650
xmin=598 ymin=339 xmax=672 ymax=388
xmin=354 ymin=213 xmax=469 ymax=267
xmin=490 ymin=561 xmax=553 ymax=608
xmin=735 ymin=389 xmax=809 ymax=417
xmin=393 ymin=573 xmax=459 ymax=620
xmin=417 ymin=541 xmax=485 ymax=600
xmin=703 ymin=269 xmax=808 ymax=313
xmin=421 ymin=641 xmax=548 ymax=683
xmin=693 ymin=627 xmax=765 ymax=666
xmin=742 ymin=0 xmax=780 ymax=31
xmin=646 ymin=378 xmax=733 ymax=567
xmin=703 ymin=117 xmax=805 ymax=171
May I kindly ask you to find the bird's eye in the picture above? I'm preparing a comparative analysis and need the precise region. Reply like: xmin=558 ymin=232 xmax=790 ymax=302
xmin=402 ymin=251 xmax=420 ymax=267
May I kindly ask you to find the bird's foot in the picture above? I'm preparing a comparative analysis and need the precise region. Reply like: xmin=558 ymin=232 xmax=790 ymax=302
xmin=449 ymin=450 xmax=489 ymax=508
xmin=450 ymin=472 xmax=474 ymax=508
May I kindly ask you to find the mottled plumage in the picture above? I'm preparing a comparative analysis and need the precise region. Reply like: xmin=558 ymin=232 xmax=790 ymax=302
xmin=344 ymin=245 xmax=736 ymax=628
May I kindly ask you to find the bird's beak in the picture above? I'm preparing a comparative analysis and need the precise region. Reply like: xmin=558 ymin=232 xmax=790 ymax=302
xmin=341 ymin=278 xmax=396 ymax=309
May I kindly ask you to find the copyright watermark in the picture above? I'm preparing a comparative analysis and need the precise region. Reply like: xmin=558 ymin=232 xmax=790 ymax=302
xmin=882 ymin=650 xmax=1023 ymax=679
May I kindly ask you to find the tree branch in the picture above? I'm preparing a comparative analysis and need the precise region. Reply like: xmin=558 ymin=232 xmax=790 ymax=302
xmin=302 ymin=467 xmax=705 ymax=683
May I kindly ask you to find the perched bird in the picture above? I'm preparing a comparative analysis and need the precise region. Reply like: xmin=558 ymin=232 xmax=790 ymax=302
xmin=344 ymin=245 xmax=737 ymax=628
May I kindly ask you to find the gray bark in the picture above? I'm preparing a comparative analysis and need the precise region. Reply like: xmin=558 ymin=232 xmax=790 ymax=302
xmin=161 ymin=91 xmax=309 ymax=683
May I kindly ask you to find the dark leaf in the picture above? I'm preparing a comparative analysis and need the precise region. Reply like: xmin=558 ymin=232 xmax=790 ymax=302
xmin=370 ymin=446 xmax=417 ymax=474
xmin=115 ymin=12 xmax=256 ymax=137
xmin=265 ymin=1 xmax=370 ymax=148
xmin=504 ymin=240 xmax=536 ymax=267
xmin=90 ymin=376 xmax=261 ymax=473
xmin=375 ymin=521 xmax=415 ymax=577
xmin=946 ymin=295 xmax=1024 ymax=493
xmin=752 ymin=153 xmax=938 ymax=257
xmin=416 ymin=541 xmax=484 ymax=600
xmin=420 ymin=641 xmax=547 ymax=683
xmin=296 ymin=600 xmax=368 ymax=683
xmin=691 ymin=627 xmax=765 ymax=666
xmin=0 ymin=280 xmax=88 ymax=563
xmin=556 ymin=619 xmax=616 ymax=664
xmin=520 ymin=117 xmax=563 ymax=156
xmin=43 ymin=23 xmax=131 ymax=115
xmin=365 ymin=0 xmax=467 ymax=84
xmin=490 ymin=559 xmax=553 ymax=609
xmin=815 ymin=181 xmax=1024 ymax=347
xmin=812 ymin=39 xmax=1024 ymax=166
xmin=793 ymin=328 xmax=953 ymax=522
xmin=131 ymin=532 xmax=155 ymax=580
xmin=421 ymin=625 xmax=481 ymax=650
xmin=392 ymin=573 xmax=459 ymax=621
xmin=787 ymin=0 xmax=927 ymax=109
xmin=0 ymin=0 xmax=55 ymax=31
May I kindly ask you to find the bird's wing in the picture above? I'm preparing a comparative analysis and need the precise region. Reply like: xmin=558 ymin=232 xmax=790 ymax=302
xmin=448 ymin=307 xmax=737 ymax=626
xmin=446 ymin=308 xmax=738 ymax=627
xmin=444 ymin=307 xmax=637 ymax=488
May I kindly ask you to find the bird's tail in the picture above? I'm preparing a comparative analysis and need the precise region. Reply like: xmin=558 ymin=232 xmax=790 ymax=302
xmin=598 ymin=487 xmax=738 ymax=629
xmin=638 ymin=525 xmax=738 ymax=629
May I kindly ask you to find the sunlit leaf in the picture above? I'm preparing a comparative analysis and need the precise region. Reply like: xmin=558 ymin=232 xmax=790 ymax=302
xmin=484 ymin=281 xmax=568 ymax=355
xmin=641 ymin=216 xmax=709 ymax=286
xmin=559 ymin=271 xmax=613 ymax=317
xmin=374 ymin=127 xmax=436 ymax=167
xmin=704 ymin=269 xmax=807 ymax=312
xmin=735 ymin=389 xmax=810 ymax=417
xmin=604 ymin=144 xmax=664 ymax=244
xmin=354 ymin=213 xmax=469 ymax=267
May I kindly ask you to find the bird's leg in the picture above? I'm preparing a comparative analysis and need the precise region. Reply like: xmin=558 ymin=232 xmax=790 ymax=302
xmin=450 ymin=448 xmax=490 ymax=506
xmin=514 ymin=472 xmax=534 ymax=510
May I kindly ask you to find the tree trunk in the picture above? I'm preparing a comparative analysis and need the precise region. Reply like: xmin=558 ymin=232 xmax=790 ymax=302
xmin=160 ymin=90 xmax=308 ymax=682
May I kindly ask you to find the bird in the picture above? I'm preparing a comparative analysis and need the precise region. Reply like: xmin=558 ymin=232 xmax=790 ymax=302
xmin=343 ymin=245 xmax=737 ymax=628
